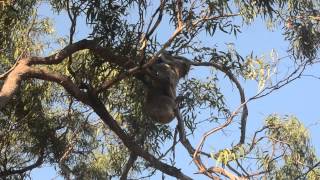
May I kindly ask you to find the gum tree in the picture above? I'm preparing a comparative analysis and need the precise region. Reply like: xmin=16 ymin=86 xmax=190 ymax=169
xmin=1 ymin=0 xmax=320 ymax=179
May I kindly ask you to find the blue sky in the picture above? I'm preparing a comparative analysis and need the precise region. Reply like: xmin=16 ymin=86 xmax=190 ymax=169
xmin=30 ymin=3 xmax=320 ymax=179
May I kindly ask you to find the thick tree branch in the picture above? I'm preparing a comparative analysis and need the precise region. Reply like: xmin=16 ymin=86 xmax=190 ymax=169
xmin=0 ymin=60 xmax=90 ymax=109
xmin=0 ymin=60 xmax=29 ymax=109
xmin=25 ymin=67 xmax=90 ymax=103
xmin=0 ymin=38 xmax=135 ymax=109
xmin=0 ymin=37 xmax=192 ymax=178
xmin=28 ymin=39 xmax=134 ymax=69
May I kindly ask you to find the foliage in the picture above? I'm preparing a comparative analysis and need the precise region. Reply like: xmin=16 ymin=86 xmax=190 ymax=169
xmin=210 ymin=115 xmax=320 ymax=179
xmin=264 ymin=115 xmax=319 ymax=179
xmin=1 ymin=0 xmax=320 ymax=179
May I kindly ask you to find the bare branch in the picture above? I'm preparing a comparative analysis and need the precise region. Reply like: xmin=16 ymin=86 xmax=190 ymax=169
xmin=176 ymin=108 xmax=220 ymax=179
xmin=192 ymin=101 xmax=248 ymax=179
xmin=207 ymin=166 xmax=245 ymax=180
xmin=191 ymin=61 xmax=248 ymax=144
xmin=226 ymin=163 xmax=243 ymax=177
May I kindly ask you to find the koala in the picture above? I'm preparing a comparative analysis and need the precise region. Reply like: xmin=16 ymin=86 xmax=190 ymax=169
xmin=143 ymin=52 xmax=190 ymax=124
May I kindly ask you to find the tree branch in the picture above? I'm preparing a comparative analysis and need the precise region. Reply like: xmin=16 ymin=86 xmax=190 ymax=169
xmin=0 ymin=148 xmax=44 ymax=177
xmin=208 ymin=166 xmax=244 ymax=180
xmin=176 ymin=0 xmax=184 ymax=28
xmin=0 ymin=11 xmax=244 ymax=178
xmin=175 ymin=109 xmax=194 ymax=154
xmin=25 ymin=67 xmax=90 ymax=104
xmin=28 ymin=39 xmax=133 ymax=68
xmin=1 ymin=64 xmax=192 ymax=179
xmin=191 ymin=61 xmax=248 ymax=144
xmin=120 ymin=153 xmax=138 ymax=180
xmin=175 ymin=109 xmax=217 ymax=179
xmin=192 ymin=101 xmax=248 ymax=179
xmin=0 ymin=60 xmax=29 ymax=109
xmin=0 ymin=59 xmax=90 ymax=109
xmin=86 ymin=95 xmax=192 ymax=180
xmin=0 ymin=38 xmax=136 ymax=109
